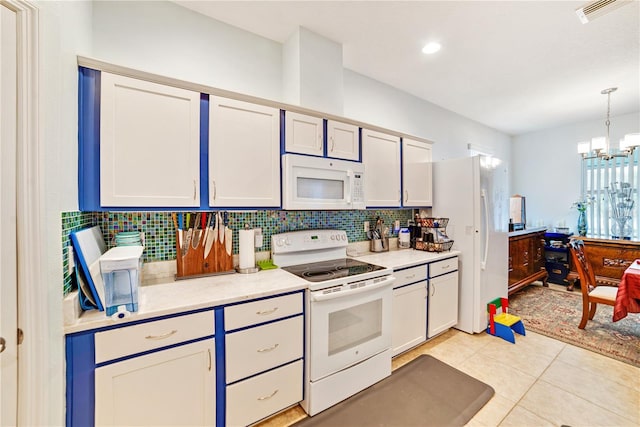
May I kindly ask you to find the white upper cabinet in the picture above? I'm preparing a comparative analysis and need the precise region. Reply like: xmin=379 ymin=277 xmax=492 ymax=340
xmin=362 ymin=129 xmax=401 ymax=207
xmin=285 ymin=111 xmax=324 ymax=156
xmin=209 ymin=96 xmax=280 ymax=208
xmin=402 ymin=138 xmax=433 ymax=207
xmin=100 ymin=72 xmax=200 ymax=207
xmin=327 ymin=120 xmax=359 ymax=161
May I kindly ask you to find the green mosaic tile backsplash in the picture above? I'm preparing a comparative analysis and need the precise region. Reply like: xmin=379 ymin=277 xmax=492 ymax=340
xmin=61 ymin=209 xmax=413 ymax=296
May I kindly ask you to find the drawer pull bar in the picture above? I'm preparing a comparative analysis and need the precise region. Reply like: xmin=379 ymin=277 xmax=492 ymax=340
xmin=145 ymin=330 xmax=178 ymax=340
xmin=257 ymin=389 xmax=279 ymax=401
xmin=208 ymin=349 xmax=212 ymax=371
xmin=257 ymin=343 xmax=279 ymax=353
xmin=406 ymin=274 xmax=415 ymax=279
xmin=256 ymin=307 xmax=278 ymax=316
xmin=440 ymin=265 xmax=450 ymax=269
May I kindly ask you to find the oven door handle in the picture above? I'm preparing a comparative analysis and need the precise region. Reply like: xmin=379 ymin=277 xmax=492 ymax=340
xmin=310 ymin=276 xmax=396 ymax=302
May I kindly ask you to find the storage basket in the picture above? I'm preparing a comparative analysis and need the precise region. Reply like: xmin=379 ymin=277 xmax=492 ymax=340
xmin=414 ymin=239 xmax=454 ymax=252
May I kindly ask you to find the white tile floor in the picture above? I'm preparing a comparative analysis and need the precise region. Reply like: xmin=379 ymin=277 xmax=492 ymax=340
xmin=261 ymin=329 xmax=640 ymax=426
xmin=431 ymin=329 xmax=640 ymax=427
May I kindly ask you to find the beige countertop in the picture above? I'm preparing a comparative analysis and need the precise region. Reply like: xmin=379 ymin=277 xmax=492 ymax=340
xmin=64 ymin=247 xmax=461 ymax=334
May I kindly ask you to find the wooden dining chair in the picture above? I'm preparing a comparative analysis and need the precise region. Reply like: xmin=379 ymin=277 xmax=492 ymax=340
xmin=568 ymin=240 xmax=619 ymax=329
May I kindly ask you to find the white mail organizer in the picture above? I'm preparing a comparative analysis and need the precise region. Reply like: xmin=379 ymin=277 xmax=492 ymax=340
xmin=100 ymin=245 xmax=144 ymax=317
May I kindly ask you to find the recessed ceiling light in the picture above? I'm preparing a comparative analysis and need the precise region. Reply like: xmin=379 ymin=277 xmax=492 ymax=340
xmin=422 ymin=42 xmax=441 ymax=55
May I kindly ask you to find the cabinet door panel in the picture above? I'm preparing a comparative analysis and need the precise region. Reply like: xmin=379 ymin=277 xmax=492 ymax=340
xmin=100 ymin=72 xmax=200 ymax=207
xmin=327 ymin=120 xmax=359 ymax=160
xmin=392 ymin=282 xmax=427 ymax=356
xmin=362 ymin=129 xmax=401 ymax=207
xmin=95 ymin=340 xmax=215 ymax=426
xmin=428 ymin=271 xmax=459 ymax=338
xmin=402 ymin=138 xmax=433 ymax=207
xmin=285 ymin=111 xmax=323 ymax=156
xmin=209 ymin=96 xmax=280 ymax=207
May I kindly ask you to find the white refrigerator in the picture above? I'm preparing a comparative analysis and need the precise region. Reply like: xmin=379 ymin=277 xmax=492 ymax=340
xmin=432 ymin=155 xmax=509 ymax=334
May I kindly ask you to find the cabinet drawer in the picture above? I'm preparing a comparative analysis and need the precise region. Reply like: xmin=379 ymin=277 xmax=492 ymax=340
xmin=224 ymin=292 xmax=302 ymax=331
xmin=95 ymin=310 xmax=214 ymax=364
xmin=226 ymin=360 xmax=303 ymax=427
xmin=430 ymin=257 xmax=458 ymax=278
xmin=393 ymin=264 xmax=427 ymax=288
xmin=226 ymin=316 xmax=303 ymax=383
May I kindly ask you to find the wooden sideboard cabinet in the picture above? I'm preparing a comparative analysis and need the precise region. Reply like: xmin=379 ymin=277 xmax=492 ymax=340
xmin=567 ymin=237 xmax=640 ymax=290
xmin=508 ymin=229 xmax=548 ymax=295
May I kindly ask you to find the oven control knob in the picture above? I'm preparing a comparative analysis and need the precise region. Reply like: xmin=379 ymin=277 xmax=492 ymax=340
xmin=330 ymin=235 xmax=335 ymax=241
xmin=341 ymin=234 xmax=347 ymax=241
xmin=285 ymin=238 xmax=291 ymax=246
xmin=275 ymin=238 xmax=285 ymax=247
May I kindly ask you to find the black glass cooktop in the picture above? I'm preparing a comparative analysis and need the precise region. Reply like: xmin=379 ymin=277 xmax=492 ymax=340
xmin=282 ymin=258 xmax=386 ymax=283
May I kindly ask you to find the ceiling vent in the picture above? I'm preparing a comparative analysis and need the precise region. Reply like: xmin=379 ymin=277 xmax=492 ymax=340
xmin=575 ymin=0 xmax=632 ymax=24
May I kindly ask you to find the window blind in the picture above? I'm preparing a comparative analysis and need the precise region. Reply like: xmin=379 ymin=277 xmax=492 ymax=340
xmin=582 ymin=149 xmax=639 ymax=240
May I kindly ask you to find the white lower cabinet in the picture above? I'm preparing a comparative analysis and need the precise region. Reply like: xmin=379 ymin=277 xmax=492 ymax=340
xmin=226 ymin=360 xmax=303 ymax=427
xmin=392 ymin=282 xmax=427 ymax=356
xmin=94 ymin=339 xmax=215 ymax=426
xmin=428 ymin=270 xmax=459 ymax=338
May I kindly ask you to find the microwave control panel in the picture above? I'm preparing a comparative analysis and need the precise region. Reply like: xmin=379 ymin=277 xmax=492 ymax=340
xmin=352 ymin=173 xmax=364 ymax=204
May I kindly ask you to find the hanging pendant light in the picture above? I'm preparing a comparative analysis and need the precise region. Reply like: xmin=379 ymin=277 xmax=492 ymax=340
xmin=577 ymin=87 xmax=639 ymax=160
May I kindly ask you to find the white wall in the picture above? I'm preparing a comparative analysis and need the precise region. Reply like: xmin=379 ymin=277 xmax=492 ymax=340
xmin=511 ymin=112 xmax=640 ymax=231
xmin=35 ymin=0 xmax=93 ymax=424
xmin=343 ymin=69 xmax=512 ymax=163
xmin=92 ymin=0 xmax=283 ymax=101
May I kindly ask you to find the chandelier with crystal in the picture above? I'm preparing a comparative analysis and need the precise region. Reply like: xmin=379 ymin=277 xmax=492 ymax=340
xmin=577 ymin=87 xmax=639 ymax=160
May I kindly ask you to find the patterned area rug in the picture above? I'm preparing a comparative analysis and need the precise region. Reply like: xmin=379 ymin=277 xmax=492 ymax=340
xmin=509 ymin=285 xmax=640 ymax=367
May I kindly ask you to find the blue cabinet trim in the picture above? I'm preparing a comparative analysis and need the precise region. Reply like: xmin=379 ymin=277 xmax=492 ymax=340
xmin=200 ymin=94 xmax=210 ymax=208
xmin=78 ymin=67 xmax=101 ymax=211
xmin=214 ymin=308 xmax=226 ymax=427
xmin=65 ymin=332 xmax=96 ymax=427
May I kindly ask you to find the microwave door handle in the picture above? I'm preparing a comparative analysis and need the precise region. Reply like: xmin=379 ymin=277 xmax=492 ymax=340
xmin=346 ymin=169 xmax=353 ymax=205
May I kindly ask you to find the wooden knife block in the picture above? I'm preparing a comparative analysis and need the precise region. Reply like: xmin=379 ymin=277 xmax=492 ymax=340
xmin=175 ymin=230 xmax=234 ymax=279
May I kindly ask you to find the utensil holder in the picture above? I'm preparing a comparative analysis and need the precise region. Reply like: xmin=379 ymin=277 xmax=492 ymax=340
xmin=370 ymin=237 xmax=389 ymax=253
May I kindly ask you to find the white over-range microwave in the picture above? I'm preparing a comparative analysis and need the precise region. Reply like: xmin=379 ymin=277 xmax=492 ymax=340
xmin=282 ymin=154 xmax=365 ymax=210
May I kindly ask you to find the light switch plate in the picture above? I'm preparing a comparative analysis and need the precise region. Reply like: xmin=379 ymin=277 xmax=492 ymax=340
xmin=364 ymin=221 xmax=370 ymax=232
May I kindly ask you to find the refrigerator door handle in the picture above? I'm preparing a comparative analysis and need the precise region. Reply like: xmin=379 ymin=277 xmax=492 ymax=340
xmin=481 ymin=188 xmax=489 ymax=270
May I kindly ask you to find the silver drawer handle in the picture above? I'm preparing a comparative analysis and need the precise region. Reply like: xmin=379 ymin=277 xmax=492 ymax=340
xmin=145 ymin=330 xmax=178 ymax=340
xmin=257 ymin=343 xmax=279 ymax=353
xmin=256 ymin=307 xmax=278 ymax=316
xmin=257 ymin=389 xmax=279 ymax=401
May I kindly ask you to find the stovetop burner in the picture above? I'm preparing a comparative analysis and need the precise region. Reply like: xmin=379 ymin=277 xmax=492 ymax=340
xmin=282 ymin=258 xmax=386 ymax=283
